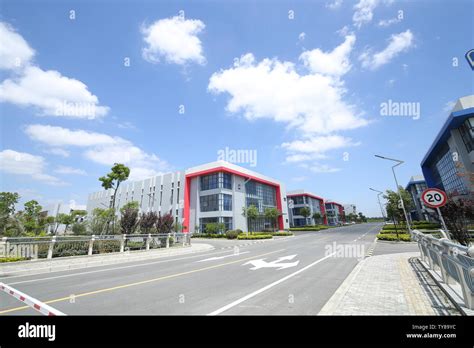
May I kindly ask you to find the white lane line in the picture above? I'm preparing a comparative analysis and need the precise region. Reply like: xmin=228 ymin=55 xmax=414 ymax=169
xmin=207 ymin=252 xmax=336 ymax=316
xmin=0 ymin=282 xmax=65 ymax=316
xmin=197 ymin=251 xmax=250 ymax=262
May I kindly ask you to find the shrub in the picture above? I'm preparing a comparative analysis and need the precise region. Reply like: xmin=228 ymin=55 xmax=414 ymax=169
xmin=0 ymin=257 xmax=27 ymax=263
xmin=191 ymin=233 xmax=226 ymax=239
xmin=270 ymin=232 xmax=293 ymax=236
xmin=237 ymin=234 xmax=272 ymax=240
xmin=377 ymin=233 xmax=411 ymax=242
xmin=93 ymin=240 xmax=121 ymax=254
xmin=225 ymin=230 xmax=240 ymax=239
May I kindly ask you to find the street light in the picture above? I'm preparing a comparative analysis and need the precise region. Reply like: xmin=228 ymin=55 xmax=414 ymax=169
xmin=369 ymin=188 xmax=386 ymax=221
xmin=374 ymin=154 xmax=412 ymax=233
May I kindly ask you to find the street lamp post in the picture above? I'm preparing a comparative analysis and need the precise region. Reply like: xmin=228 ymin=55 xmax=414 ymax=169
xmin=374 ymin=155 xmax=412 ymax=233
xmin=369 ymin=188 xmax=386 ymax=221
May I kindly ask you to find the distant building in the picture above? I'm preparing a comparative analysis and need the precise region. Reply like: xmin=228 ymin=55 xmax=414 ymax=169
xmin=421 ymin=95 xmax=474 ymax=198
xmin=287 ymin=190 xmax=326 ymax=227
xmin=325 ymin=201 xmax=345 ymax=225
xmin=405 ymin=176 xmax=429 ymax=221
xmin=343 ymin=204 xmax=357 ymax=217
xmin=42 ymin=200 xmax=87 ymax=234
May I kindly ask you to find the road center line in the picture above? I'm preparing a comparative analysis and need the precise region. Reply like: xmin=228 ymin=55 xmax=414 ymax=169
xmin=0 ymin=248 xmax=286 ymax=315
xmin=207 ymin=252 xmax=337 ymax=316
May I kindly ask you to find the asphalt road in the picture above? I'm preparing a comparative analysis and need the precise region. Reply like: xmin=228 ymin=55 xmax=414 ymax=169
xmin=0 ymin=223 xmax=382 ymax=315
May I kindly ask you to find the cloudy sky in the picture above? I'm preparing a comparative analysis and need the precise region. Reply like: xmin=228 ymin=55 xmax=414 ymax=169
xmin=0 ymin=0 xmax=472 ymax=215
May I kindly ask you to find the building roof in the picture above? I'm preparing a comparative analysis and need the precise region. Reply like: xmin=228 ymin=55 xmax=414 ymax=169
xmin=405 ymin=175 xmax=426 ymax=190
xmin=421 ymin=95 xmax=474 ymax=167
xmin=286 ymin=189 xmax=325 ymax=201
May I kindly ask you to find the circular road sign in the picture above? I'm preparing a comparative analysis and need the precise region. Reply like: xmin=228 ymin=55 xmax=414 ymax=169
xmin=421 ymin=188 xmax=448 ymax=208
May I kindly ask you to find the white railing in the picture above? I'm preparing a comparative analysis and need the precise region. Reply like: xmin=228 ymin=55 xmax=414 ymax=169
xmin=412 ymin=229 xmax=474 ymax=310
xmin=0 ymin=233 xmax=191 ymax=260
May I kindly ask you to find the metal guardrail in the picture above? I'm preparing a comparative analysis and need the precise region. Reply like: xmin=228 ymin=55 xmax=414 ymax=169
xmin=412 ymin=229 xmax=474 ymax=310
xmin=0 ymin=233 xmax=191 ymax=260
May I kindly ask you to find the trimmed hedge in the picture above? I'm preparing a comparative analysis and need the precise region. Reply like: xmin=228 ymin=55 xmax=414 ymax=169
xmin=377 ymin=233 xmax=412 ymax=242
xmin=237 ymin=234 xmax=273 ymax=240
xmin=191 ymin=233 xmax=227 ymax=239
xmin=269 ymin=232 xmax=293 ymax=236
xmin=0 ymin=257 xmax=27 ymax=263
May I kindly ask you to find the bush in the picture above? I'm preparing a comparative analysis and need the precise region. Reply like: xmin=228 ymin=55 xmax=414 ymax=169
xmin=72 ymin=222 xmax=88 ymax=235
xmin=376 ymin=233 xmax=411 ymax=242
xmin=225 ymin=230 xmax=240 ymax=239
xmin=379 ymin=229 xmax=409 ymax=234
xmin=289 ymin=225 xmax=329 ymax=231
xmin=237 ymin=234 xmax=272 ymax=240
xmin=93 ymin=240 xmax=121 ymax=254
xmin=53 ymin=241 xmax=89 ymax=257
xmin=270 ymin=232 xmax=293 ymax=236
xmin=191 ymin=233 xmax=226 ymax=239
xmin=0 ymin=257 xmax=27 ymax=263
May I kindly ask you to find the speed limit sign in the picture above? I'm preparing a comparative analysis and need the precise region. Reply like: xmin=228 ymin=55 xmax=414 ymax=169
xmin=421 ymin=188 xmax=447 ymax=208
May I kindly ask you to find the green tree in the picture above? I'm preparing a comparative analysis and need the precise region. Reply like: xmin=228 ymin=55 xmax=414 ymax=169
xmin=384 ymin=187 xmax=413 ymax=238
xmin=0 ymin=192 xmax=20 ymax=233
xmin=56 ymin=213 xmax=74 ymax=235
xmin=120 ymin=201 xmax=139 ymax=215
xmin=242 ymin=205 xmax=259 ymax=234
xmin=22 ymin=200 xmax=43 ymax=235
xmin=99 ymin=163 xmax=130 ymax=233
xmin=90 ymin=208 xmax=114 ymax=235
xmin=312 ymin=212 xmax=322 ymax=225
xmin=264 ymin=207 xmax=281 ymax=232
xmin=299 ymin=207 xmax=311 ymax=225
xmin=72 ymin=222 xmax=88 ymax=235
xmin=44 ymin=216 xmax=55 ymax=234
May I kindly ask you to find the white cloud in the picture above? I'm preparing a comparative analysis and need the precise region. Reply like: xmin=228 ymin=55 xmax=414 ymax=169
xmin=353 ymin=0 xmax=379 ymax=28
xmin=0 ymin=149 xmax=66 ymax=185
xmin=54 ymin=165 xmax=87 ymax=176
xmin=208 ymin=51 xmax=367 ymax=137
xmin=282 ymin=135 xmax=360 ymax=163
xmin=25 ymin=124 xmax=118 ymax=147
xmin=44 ymin=148 xmax=70 ymax=157
xmin=0 ymin=66 xmax=109 ymax=118
xmin=25 ymin=124 xmax=170 ymax=181
xmin=298 ymin=32 xmax=306 ymax=41
xmin=291 ymin=176 xmax=308 ymax=182
xmin=299 ymin=34 xmax=356 ymax=77
xmin=309 ymin=163 xmax=341 ymax=173
xmin=378 ymin=17 xmax=401 ymax=27
xmin=359 ymin=30 xmax=414 ymax=70
xmin=141 ymin=16 xmax=206 ymax=65
xmin=327 ymin=0 xmax=343 ymax=10
xmin=0 ymin=22 xmax=35 ymax=70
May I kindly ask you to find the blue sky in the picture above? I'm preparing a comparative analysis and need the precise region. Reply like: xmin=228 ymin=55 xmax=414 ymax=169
xmin=0 ymin=0 xmax=473 ymax=216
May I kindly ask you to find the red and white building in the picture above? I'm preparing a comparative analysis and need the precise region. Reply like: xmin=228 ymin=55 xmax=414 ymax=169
xmin=286 ymin=190 xmax=327 ymax=226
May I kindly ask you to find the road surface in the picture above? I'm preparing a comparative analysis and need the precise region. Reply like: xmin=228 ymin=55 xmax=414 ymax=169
xmin=0 ymin=223 xmax=382 ymax=315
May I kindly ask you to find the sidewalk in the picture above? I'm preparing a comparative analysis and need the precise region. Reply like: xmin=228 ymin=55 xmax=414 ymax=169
xmin=0 ymin=243 xmax=214 ymax=278
xmin=319 ymin=243 xmax=460 ymax=315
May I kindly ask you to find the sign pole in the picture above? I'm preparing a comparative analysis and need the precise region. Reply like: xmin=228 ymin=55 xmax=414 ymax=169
xmin=436 ymin=207 xmax=449 ymax=239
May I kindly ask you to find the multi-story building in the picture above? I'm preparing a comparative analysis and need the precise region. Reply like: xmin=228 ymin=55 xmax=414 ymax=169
xmin=87 ymin=161 xmax=290 ymax=233
xmin=421 ymin=95 xmax=474 ymax=198
xmin=405 ymin=175 xmax=430 ymax=222
xmin=286 ymin=190 xmax=326 ymax=227
xmin=343 ymin=204 xmax=357 ymax=217
xmin=184 ymin=161 xmax=289 ymax=233
xmin=87 ymin=170 xmax=185 ymax=228
xmin=325 ymin=201 xmax=345 ymax=225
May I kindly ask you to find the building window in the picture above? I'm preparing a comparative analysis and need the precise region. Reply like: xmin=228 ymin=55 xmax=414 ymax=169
xmin=222 ymin=194 xmax=232 ymax=211
xmin=200 ymin=194 xmax=219 ymax=212
xmin=245 ymin=181 xmax=277 ymax=213
xmin=459 ymin=117 xmax=474 ymax=153
xmin=200 ymin=172 xmax=232 ymax=191
xmin=435 ymin=149 xmax=468 ymax=194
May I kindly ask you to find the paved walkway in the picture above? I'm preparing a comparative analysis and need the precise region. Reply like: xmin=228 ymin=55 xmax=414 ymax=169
xmin=319 ymin=244 xmax=460 ymax=315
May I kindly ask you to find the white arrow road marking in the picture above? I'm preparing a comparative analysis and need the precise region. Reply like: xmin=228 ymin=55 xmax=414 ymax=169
xmin=243 ymin=254 xmax=299 ymax=270
xmin=197 ymin=251 xmax=250 ymax=262
xmin=208 ymin=252 xmax=336 ymax=316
